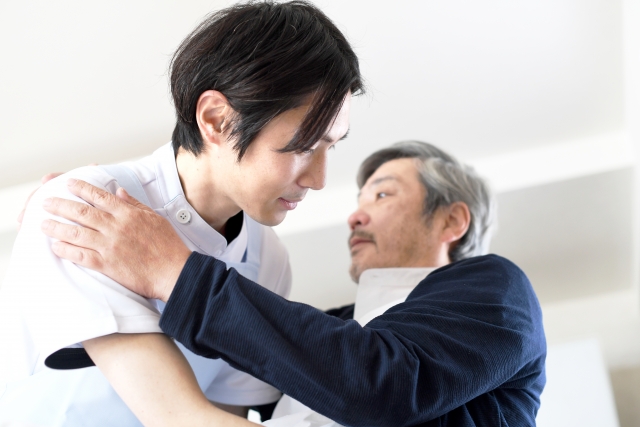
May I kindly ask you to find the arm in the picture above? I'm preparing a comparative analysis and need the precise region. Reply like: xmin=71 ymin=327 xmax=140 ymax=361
xmin=211 ymin=403 xmax=249 ymax=418
xmin=14 ymin=174 xmax=254 ymax=426
xmin=84 ymin=332 xmax=256 ymax=427
xmin=160 ymin=253 xmax=544 ymax=427
xmin=40 ymin=181 xmax=545 ymax=426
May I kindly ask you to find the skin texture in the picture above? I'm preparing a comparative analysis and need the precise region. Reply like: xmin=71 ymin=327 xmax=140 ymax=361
xmin=41 ymin=183 xmax=192 ymax=301
xmin=347 ymin=158 xmax=471 ymax=282
xmin=185 ymin=90 xmax=351 ymax=232
xmin=83 ymin=333 xmax=256 ymax=427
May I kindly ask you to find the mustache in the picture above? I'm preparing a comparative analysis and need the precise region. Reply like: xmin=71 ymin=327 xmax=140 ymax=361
xmin=348 ymin=230 xmax=376 ymax=246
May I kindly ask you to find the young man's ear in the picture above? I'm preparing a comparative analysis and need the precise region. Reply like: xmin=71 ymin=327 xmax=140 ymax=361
xmin=440 ymin=202 xmax=471 ymax=246
xmin=195 ymin=90 xmax=232 ymax=147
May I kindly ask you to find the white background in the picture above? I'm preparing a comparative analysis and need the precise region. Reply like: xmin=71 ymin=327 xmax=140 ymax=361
xmin=1 ymin=0 xmax=639 ymax=424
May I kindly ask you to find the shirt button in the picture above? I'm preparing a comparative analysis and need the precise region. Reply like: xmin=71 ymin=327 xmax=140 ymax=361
xmin=176 ymin=209 xmax=191 ymax=224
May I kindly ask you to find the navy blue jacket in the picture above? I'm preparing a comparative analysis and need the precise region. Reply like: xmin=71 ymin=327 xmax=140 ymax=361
xmin=160 ymin=254 xmax=546 ymax=426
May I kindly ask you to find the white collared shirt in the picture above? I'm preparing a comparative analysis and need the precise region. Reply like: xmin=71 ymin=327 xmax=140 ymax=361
xmin=265 ymin=267 xmax=434 ymax=427
xmin=0 ymin=143 xmax=291 ymax=425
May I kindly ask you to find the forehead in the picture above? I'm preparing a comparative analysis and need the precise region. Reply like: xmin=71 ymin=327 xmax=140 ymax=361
xmin=363 ymin=158 xmax=421 ymax=189
xmin=267 ymin=92 xmax=351 ymax=142
xmin=323 ymin=92 xmax=351 ymax=141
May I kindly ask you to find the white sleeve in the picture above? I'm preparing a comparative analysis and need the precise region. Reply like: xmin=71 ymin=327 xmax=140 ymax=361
xmin=204 ymin=360 xmax=282 ymax=406
xmin=257 ymin=227 xmax=292 ymax=299
xmin=200 ymin=227 xmax=291 ymax=406
xmin=2 ymin=167 xmax=162 ymax=369
xmin=262 ymin=411 xmax=342 ymax=427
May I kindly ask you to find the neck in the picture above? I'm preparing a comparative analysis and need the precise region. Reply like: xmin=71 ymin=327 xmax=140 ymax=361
xmin=175 ymin=147 xmax=241 ymax=234
xmin=404 ymin=248 xmax=451 ymax=271
xmin=429 ymin=249 xmax=451 ymax=269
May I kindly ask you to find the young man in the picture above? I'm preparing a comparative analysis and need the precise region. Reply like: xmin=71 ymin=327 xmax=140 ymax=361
xmin=39 ymin=141 xmax=546 ymax=426
xmin=0 ymin=2 xmax=362 ymax=426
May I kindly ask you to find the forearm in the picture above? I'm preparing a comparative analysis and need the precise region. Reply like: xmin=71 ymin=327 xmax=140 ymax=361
xmin=84 ymin=333 xmax=257 ymax=427
xmin=160 ymin=253 xmax=541 ymax=427
xmin=160 ymin=254 xmax=437 ymax=426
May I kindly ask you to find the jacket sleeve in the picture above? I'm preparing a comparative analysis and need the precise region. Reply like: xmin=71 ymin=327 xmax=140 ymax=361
xmin=160 ymin=252 xmax=545 ymax=427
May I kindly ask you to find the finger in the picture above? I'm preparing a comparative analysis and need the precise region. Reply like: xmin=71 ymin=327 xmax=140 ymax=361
xmin=41 ymin=172 xmax=64 ymax=184
xmin=51 ymin=241 xmax=104 ymax=271
xmin=17 ymin=209 xmax=25 ymax=228
xmin=41 ymin=218 xmax=103 ymax=246
xmin=21 ymin=187 xmax=39 ymax=211
xmin=66 ymin=179 xmax=121 ymax=213
xmin=115 ymin=188 xmax=154 ymax=213
xmin=43 ymin=197 xmax=113 ymax=230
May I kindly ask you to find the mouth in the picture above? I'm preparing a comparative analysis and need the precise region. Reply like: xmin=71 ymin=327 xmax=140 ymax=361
xmin=349 ymin=237 xmax=374 ymax=250
xmin=278 ymin=197 xmax=302 ymax=211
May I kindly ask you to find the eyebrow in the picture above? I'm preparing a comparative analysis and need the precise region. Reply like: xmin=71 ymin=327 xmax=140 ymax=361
xmin=369 ymin=175 xmax=398 ymax=186
xmin=321 ymin=127 xmax=350 ymax=143
xmin=357 ymin=175 xmax=398 ymax=198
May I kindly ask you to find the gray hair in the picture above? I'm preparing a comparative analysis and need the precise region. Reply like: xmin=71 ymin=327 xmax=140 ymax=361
xmin=357 ymin=140 xmax=496 ymax=262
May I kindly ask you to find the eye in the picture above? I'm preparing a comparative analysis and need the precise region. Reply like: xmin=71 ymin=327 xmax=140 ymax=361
xmin=376 ymin=192 xmax=387 ymax=199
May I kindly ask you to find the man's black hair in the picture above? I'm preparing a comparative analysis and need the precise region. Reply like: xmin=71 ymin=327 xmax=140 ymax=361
xmin=170 ymin=0 xmax=364 ymax=160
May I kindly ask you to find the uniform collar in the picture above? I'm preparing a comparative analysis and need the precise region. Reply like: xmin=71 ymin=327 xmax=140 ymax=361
xmin=151 ymin=143 xmax=248 ymax=259
xmin=353 ymin=267 xmax=435 ymax=325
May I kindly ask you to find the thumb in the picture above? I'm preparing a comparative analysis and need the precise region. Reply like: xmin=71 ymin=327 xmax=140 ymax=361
xmin=115 ymin=187 xmax=153 ymax=212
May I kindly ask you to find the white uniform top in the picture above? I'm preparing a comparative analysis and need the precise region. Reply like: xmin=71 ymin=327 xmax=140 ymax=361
xmin=0 ymin=143 xmax=292 ymax=426
xmin=263 ymin=267 xmax=434 ymax=427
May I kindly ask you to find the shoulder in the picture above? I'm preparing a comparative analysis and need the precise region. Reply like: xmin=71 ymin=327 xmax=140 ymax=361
xmin=420 ymin=254 xmax=532 ymax=296
xmin=440 ymin=253 xmax=526 ymax=277
xmin=256 ymin=225 xmax=292 ymax=298
xmin=23 ymin=166 xmax=117 ymax=226
xmin=31 ymin=166 xmax=117 ymax=203
xmin=407 ymin=255 xmax=542 ymax=329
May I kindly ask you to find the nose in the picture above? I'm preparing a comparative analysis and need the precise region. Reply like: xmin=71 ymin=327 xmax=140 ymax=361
xmin=348 ymin=206 xmax=370 ymax=231
xmin=299 ymin=150 xmax=328 ymax=191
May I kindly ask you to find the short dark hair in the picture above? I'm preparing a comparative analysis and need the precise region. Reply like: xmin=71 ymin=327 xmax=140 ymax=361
xmin=170 ymin=1 xmax=364 ymax=160
xmin=357 ymin=141 xmax=496 ymax=262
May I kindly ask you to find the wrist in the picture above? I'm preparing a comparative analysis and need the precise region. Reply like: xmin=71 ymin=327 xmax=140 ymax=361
xmin=159 ymin=249 xmax=192 ymax=302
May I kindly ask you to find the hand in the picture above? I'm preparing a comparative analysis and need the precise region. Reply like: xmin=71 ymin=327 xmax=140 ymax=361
xmin=41 ymin=179 xmax=192 ymax=302
xmin=17 ymin=172 xmax=63 ymax=229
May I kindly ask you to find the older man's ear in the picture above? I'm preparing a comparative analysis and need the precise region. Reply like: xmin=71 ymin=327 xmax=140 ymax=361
xmin=439 ymin=202 xmax=471 ymax=246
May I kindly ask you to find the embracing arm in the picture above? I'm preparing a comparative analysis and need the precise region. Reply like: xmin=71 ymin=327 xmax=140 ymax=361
xmin=83 ymin=332 xmax=256 ymax=427
xmin=160 ymin=253 xmax=545 ymax=427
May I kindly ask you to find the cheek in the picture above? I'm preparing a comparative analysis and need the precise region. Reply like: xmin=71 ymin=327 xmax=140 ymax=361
xmin=376 ymin=204 xmax=419 ymax=251
xmin=240 ymin=158 xmax=300 ymax=202
xmin=270 ymin=157 xmax=305 ymax=189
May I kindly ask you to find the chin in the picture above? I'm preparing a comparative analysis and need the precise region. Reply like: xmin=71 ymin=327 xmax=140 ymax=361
xmin=349 ymin=263 xmax=363 ymax=284
xmin=250 ymin=209 xmax=287 ymax=227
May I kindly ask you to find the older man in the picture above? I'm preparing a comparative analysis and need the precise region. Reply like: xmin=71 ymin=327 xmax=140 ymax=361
xmin=39 ymin=141 xmax=546 ymax=426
